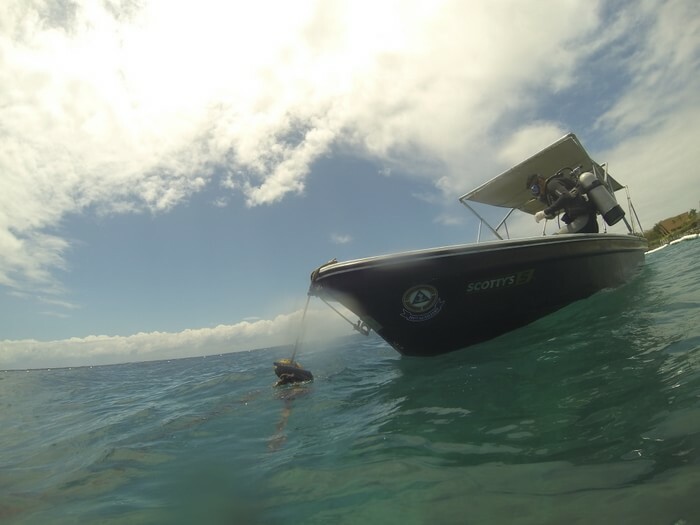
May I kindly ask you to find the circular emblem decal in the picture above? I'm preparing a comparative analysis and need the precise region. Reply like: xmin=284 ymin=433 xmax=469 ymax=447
xmin=402 ymin=285 xmax=439 ymax=314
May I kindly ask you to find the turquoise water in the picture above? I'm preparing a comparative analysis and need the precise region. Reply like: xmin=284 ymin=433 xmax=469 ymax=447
xmin=2 ymin=241 xmax=699 ymax=524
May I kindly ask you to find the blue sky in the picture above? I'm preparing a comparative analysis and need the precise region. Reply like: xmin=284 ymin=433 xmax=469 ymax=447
xmin=6 ymin=155 xmax=452 ymax=340
xmin=1 ymin=0 xmax=699 ymax=369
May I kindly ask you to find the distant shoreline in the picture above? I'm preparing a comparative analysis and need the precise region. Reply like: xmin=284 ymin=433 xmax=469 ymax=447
xmin=643 ymin=209 xmax=698 ymax=249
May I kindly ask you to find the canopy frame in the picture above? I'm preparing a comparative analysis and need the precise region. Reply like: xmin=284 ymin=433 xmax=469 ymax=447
xmin=457 ymin=133 xmax=632 ymax=241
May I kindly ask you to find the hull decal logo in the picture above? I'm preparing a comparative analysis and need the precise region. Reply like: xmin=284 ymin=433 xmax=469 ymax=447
xmin=466 ymin=269 xmax=535 ymax=293
xmin=401 ymin=285 xmax=444 ymax=322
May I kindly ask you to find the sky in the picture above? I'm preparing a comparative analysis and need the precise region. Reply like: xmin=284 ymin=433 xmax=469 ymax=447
xmin=1 ymin=0 xmax=699 ymax=369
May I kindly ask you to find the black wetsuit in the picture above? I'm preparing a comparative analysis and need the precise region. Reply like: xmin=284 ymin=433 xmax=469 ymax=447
xmin=541 ymin=176 xmax=599 ymax=233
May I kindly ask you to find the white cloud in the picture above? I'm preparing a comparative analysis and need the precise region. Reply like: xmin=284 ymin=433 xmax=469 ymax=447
xmin=600 ymin=110 xmax=700 ymax=228
xmin=0 ymin=307 xmax=352 ymax=370
xmin=0 ymin=0 xmax=600 ymax=296
xmin=433 ymin=213 xmax=465 ymax=228
xmin=498 ymin=123 xmax=568 ymax=167
xmin=331 ymin=233 xmax=353 ymax=245
xmin=1 ymin=0 xmax=698 ymax=301
xmin=591 ymin=1 xmax=700 ymax=226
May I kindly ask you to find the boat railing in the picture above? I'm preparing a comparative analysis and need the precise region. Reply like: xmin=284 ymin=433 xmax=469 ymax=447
xmin=458 ymin=198 xmax=511 ymax=242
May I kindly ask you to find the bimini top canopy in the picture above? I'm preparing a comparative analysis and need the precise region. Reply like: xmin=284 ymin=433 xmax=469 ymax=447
xmin=459 ymin=133 xmax=623 ymax=216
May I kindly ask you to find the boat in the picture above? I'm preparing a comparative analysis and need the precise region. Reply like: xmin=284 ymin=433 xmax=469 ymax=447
xmin=307 ymin=133 xmax=648 ymax=357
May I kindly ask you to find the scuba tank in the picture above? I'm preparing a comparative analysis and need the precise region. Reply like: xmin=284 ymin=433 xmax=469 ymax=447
xmin=578 ymin=171 xmax=625 ymax=226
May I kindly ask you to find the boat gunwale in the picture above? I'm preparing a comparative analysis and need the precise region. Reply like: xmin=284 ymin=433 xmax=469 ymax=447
xmin=314 ymin=233 xmax=647 ymax=279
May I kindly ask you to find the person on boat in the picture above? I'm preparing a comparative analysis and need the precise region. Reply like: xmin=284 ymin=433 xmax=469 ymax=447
xmin=527 ymin=173 xmax=599 ymax=234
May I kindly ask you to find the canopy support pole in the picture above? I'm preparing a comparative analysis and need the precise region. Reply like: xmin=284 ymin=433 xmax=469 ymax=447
xmin=459 ymin=199 xmax=504 ymax=241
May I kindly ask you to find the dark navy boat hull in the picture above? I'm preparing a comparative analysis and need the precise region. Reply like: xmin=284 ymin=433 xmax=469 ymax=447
xmin=310 ymin=234 xmax=647 ymax=356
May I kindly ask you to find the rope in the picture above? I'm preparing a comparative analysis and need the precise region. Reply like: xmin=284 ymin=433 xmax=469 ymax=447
xmin=319 ymin=297 xmax=370 ymax=336
xmin=290 ymin=295 xmax=311 ymax=362
xmin=288 ymin=266 xmax=371 ymax=365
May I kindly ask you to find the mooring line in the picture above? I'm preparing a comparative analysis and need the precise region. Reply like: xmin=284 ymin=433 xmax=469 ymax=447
xmin=290 ymin=294 xmax=311 ymax=362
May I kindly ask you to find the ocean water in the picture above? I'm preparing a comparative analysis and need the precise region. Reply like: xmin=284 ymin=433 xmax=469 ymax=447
xmin=2 ymin=241 xmax=699 ymax=525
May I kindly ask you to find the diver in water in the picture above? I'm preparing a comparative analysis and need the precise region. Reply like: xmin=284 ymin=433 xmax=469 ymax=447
xmin=273 ymin=359 xmax=313 ymax=386
xmin=269 ymin=360 xmax=313 ymax=451
xmin=527 ymin=172 xmax=599 ymax=234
